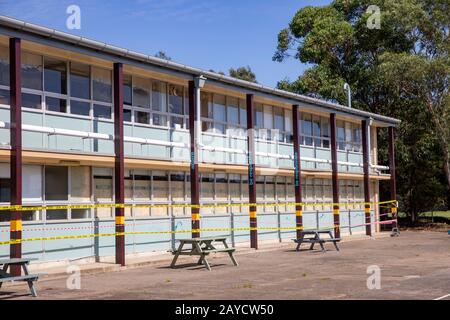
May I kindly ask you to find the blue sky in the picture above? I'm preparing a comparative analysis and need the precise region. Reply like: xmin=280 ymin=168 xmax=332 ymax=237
xmin=0 ymin=0 xmax=331 ymax=87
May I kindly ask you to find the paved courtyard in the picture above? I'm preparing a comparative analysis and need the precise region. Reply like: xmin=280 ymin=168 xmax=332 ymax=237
xmin=1 ymin=231 xmax=449 ymax=300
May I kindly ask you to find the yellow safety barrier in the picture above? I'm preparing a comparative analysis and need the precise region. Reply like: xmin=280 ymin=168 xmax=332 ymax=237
xmin=0 ymin=200 xmax=397 ymax=212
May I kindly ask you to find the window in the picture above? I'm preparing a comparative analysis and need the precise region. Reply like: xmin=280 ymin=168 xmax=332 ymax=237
xmin=353 ymin=124 xmax=362 ymax=152
xmin=284 ymin=108 xmax=293 ymax=143
xmin=0 ymin=46 xmax=9 ymax=86
xmin=133 ymin=77 xmax=151 ymax=108
xmin=70 ymin=62 xmax=90 ymax=99
xmin=152 ymin=81 xmax=167 ymax=112
xmin=92 ymin=67 xmax=112 ymax=103
xmin=135 ymin=110 xmax=150 ymax=124
xmin=312 ymin=116 xmax=321 ymax=147
xmin=123 ymin=74 xmax=132 ymax=106
xmin=0 ymin=89 xmax=9 ymax=105
xmin=152 ymin=113 xmax=167 ymax=126
xmin=274 ymin=107 xmax=284 ymax=142
xmin=321 ymin=118 xmax=330 ymax=148
xmin=44 ymin=57 xmax=67 ymax=94
xmin=94 ymin=104 xmax=111 ymax=119
xmin=22 ymin=93 xmax=41 ymax=109
xmin=152 ymin=171 xmax=168 ymax=216
xmin=46 ymin=96 xmax=67 ymax=113
xmin=70 ymin=100 xmax=90 ymax=116
xmin=239 ymin=99 xmax=247 ymax=127
xmin=168 ymin=84 xmax=183 ymax=115
xmin=70 ymin=166 xmax=91 ymax=202
xmin=227 ymin=97 xmax=239 ymax=125
xmin=124 ymin=109 xmax=132 ymax=122
xmin=94 ymin=168 xmax=113 ymax=218
xmin=301 ymin=113 xmax=313 ymax=146
xmin=337 ymin=120 xmax=346 ymax=150
xmin=0 ymin=178 xmax=10 ymax=202
xmin=45 ymin=166 xmax=68 ymax=201
xmin=22 ymin=52 xmax=42 ymax=90
xmin=133 ymin=170 xmax=151 ymax=201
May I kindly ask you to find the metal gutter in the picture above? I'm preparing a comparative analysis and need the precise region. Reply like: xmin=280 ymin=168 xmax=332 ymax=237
xmin=0 ymin=15 xmax=401 ymax=126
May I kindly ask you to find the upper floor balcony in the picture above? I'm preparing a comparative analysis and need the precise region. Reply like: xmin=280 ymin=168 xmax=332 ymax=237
xmin=0 ymin=41 xmax=389 ymax=176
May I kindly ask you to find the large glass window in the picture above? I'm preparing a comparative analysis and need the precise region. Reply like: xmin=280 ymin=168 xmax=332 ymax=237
xmin=46 ymin=96 xmax=67 ymax=113
xmin=0 ymin=89 xmax=9 ymax=105
xmin=93 ymin=104 xmax=111 ymax=119
xmin=70 ymin=62 xmax=90 ymax=99
xmin=301 ymin=113 xmax=313 ymax=146
xmin=70 ymin=100 xmax=90 ymax=116
xmin=22 ymin=52 xmax=42 ymax=90
xmin=168 ymin=84 xmax=183 ymax=115
xmin=152 ymin=81 xmax=167 ymax=112
xmin=152 ymin=171 xmax=168 ymax=216
xmin=93 ymin=167 xmax=113 ymax=218
xmin=337 ymin=120 xmax=346 ymax=150
xmin=70 ymin=166 xmax=91 ymax=202
xmin=22 ymin=93 xmax=41 ymax=109
xmin=123 ymin=74 xmax=132 ymax=106
xmin=44 ymin=57 xmax=67 ymax=94
xmin=133 ymin=77 xmax=151 ymax=108
xmin=92 ymin=67 xmax=112 ymax=103
xmin=274 ymin=107 xmax=284 ymax=142
xmin=0 ymin=46 xmax=9 ymax=86
xmin=45 ymin=166 xmax=68 ymax=201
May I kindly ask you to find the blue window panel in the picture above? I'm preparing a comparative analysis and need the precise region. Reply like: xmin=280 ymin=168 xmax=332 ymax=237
xmin=132 ymin=218 xmax=172 ymax=253
xmin=280 ymin=212 xmax=296 ymax=240
xmin=200 ymin=216 xmax=231 ymax=239
xmin=97 ymin=220 xmax=115 ymax=257
xmin=258 ymin=214 xmax=278 ymax=241
xmin=93 ymin=120 xmax=114 ymax=154
xmin=316 ymin=149 xmax=332 ymax=170
xmin=0 ymin=108 xmax=10 ymax=146
xmin=0 ymin=224 xmax=9 ymax=259
xmin=41 ymin=221 xmax=94 ymax=261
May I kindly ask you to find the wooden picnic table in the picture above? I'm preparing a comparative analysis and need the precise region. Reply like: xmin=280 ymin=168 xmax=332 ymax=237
xmin=292 ymin=230 xmax=341 ymax=252
xmin=170 ymin=237 xmax=238 ymax=271
xmin=0 ymin=258 xmax=41 ymax=297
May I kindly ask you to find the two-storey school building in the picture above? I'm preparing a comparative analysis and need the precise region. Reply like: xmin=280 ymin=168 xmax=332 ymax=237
xmin=0 ymin=15 xmax=400 ymax=265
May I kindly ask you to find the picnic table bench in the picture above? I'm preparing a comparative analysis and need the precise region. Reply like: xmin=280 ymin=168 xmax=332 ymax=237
xmin=292 ymin=230 xmax=341 ymax=252
xmin=0 ymin=258 xmax=41 ymax=297
xmin=170 ymin=237 xmax=238 ymax=271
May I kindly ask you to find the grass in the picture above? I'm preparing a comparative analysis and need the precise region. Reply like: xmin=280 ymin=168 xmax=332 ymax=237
xmin=398 ymin=211 xmax=450 ymax=219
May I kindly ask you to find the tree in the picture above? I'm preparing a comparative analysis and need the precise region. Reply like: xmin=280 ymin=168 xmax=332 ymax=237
xmin=229 ymin=66 xmax=257 ymax=83
xmin=273 ymin=0 xmax=450 ymax=220
xmin=154 ymin=51 xmax=172 ymax=61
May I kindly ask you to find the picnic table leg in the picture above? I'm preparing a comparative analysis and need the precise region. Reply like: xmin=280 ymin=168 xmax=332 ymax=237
xmin=22 ymin=263 xmax=38 ymax=297
xmin=0 ymin=264 xmax=8 ymax=289
xmin=309 ymin=243 xmax=315 ymax=250
xmin=333 ymin=241 xmax=340 ymax=251
xmin=319 ymin=242 xmax=326 ymax=252
xmin=170 ymin=242 xmax=184 ymax=268
xmin=221 ymin=240 xmax=238 ymax=266
xmin=296 ymin=242 xmax=301 ymax=251
xmin=201 ymin=254 xmax=211 ymax=271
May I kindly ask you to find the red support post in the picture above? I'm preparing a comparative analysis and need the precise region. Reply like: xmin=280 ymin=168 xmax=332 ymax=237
xmin=189 ymin=80 xmax=200 ymax=238
xmin=388 ymin=127 xmax=399 ymax=235
xmin=292 ymin=105 xmax=303 ymax=237
xmin=330 ymin=113 xmax=340 ymax=238
xmin=246 ymin=94 xmax=257 ymax=249
xmin=362 ymin=119 xmax=372 ymax=236
xmin=113 ymin=62 xmax=125 ymax=266
xmin=9 ymin=37 xmax=22 ymax=276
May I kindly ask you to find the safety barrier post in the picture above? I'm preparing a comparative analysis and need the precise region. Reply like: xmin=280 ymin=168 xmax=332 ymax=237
xmin=246 ymin=94 xmax=258 ymax=249
xmin=9 ymin=37 xmax=22 ymax=276
xmin=113 ymin=62 xmax=125 ymax=266
xmin=330 ymin=113 xmax=340 ymax=238
xmin=292 ymin=104 xmax=303 ymax=238
xmin=389 ymin=126 xmax=399 ymax=235
xmin=362 ymin=119 xmax=372 ymax=236
xmin=189 ymin=80 xmax=200 ymax=238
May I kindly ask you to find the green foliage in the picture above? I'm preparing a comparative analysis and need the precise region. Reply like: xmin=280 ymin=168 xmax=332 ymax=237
xmin=229 ymin=66 xmax=257 ymax=83
xmin=274 ymin=0 xmax=450 ymax=220
xmin=154 ymin=51 xmax=172 ymax=61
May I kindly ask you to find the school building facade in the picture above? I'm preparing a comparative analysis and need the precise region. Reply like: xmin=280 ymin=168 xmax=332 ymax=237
xmin=0 ymin=16 xmax=400 ymax=266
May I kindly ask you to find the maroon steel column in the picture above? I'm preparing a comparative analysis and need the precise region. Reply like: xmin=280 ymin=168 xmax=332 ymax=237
xmin=292 ymin=104 xmax=303 ymax=237
xmin=246 ymin=94 xmax=257 ymax=249
xmin=330 ymin=113 xmax=340 ymax=238
xmin=388 ymin=127 xmax=398 ymax=233
xmin=188 ymin=80 xmax=200 ymax=238
xmin=113 ymin=62 xmax=125 ymax=266
xmin=9 ymin=38 xmax=22 ymax=276
xmin=362 ymin=120 xmax=372 ymax=236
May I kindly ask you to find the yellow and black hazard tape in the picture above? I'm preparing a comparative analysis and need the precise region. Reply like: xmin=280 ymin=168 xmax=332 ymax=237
xmin=0 ymin=200 xmax=397 ymax=212
xmin=0 ymin=225 xmax=333 ymax=246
